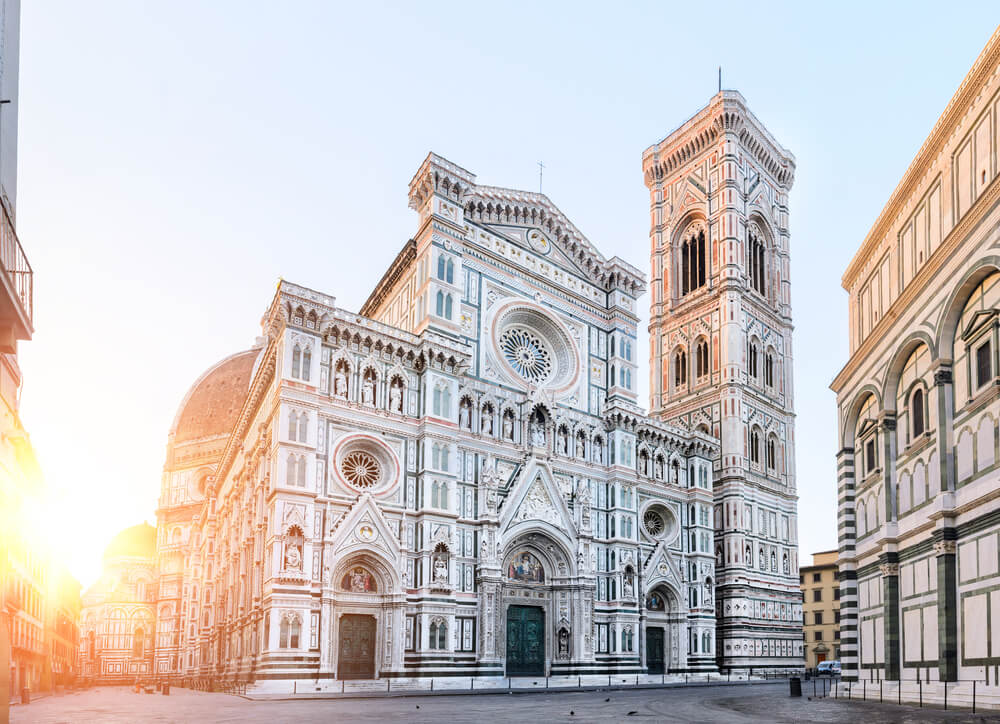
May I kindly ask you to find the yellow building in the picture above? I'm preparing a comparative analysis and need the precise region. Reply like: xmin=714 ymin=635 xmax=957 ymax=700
xmin=800 ymin=551 xmax=840 ymax=669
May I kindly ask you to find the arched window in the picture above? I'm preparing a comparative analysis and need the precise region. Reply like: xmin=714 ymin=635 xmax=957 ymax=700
xmin=911 ymin=388 xmax=925 ymax=439
xmin=279 ymin=615 xmax=300 ymax=649
xmin=680 ymin=226 xmax=707 ymax=296
xmin=696 ymin=339 xmax=709 ymax=379
xmin=429 ymin=620 xmax=447 ymax=650
xmin=750 ymin=429 xmax=760 ymax=465
xmin=748 ymin=341 xmax=759 ymax=380
xmin=674 ymin=349 xmax=687 ymax=387
xmin=291 ymin=345 xmax=301 ymax=378
xmin=748 ymin=227 xmax=766 ymax=296
xmin=302 ymin=348 xmax=311 ymax=381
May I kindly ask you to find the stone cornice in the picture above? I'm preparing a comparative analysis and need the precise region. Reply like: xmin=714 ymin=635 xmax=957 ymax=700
xmin=841 ymin=26 xmax=1000 ymax=289
xmin=641 ymin=90 xmax=796 ymax=189
xmin=831 ymin=172 xmax=1000 ymax=393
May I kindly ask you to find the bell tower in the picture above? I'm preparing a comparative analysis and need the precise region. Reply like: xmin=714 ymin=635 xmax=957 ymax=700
xmin=643 ymin=91 xmax=801 ymax=671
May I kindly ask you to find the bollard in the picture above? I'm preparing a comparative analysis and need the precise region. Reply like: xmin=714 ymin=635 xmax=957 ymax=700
xmin=789 ymin=676 xmax=801 ymax=698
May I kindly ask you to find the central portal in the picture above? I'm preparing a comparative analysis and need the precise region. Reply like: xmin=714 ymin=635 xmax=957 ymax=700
xmin=338 ymin=614 xmax=376 ymax=680
xmin=506 ymin=605 xmax=544 ymax=676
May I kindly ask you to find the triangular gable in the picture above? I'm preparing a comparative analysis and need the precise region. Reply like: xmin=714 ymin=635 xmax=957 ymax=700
xmin=643 ymin=538 xmax=683 ymax=594
xmin=499 ymin=458 xmax=576 ymax=536
xmin=328 ymin=493 xmax=402 ymax=563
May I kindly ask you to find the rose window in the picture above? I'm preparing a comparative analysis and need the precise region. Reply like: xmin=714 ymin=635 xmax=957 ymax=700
xmin=643 ymin=510 xmax=665 ymax=537
xmin=341 ymin=451 xmax=380 ymax=489
xmin=499 ymin=327 xmax=553 ymax=383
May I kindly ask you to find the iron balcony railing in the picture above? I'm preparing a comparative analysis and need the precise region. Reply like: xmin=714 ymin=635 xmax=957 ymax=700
xmin=0 ymin=201 xmax=32 ymax=327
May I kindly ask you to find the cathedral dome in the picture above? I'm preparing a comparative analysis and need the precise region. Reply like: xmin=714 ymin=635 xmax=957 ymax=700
xmin=103 ymin=523 xmax=156 ymax=562
xmin=171 ymin=349 xmax=260 ymax=443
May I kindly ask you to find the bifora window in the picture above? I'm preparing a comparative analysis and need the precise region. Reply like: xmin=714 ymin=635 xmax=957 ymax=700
xmin=500 ymin=327 xmax=553 ymax=383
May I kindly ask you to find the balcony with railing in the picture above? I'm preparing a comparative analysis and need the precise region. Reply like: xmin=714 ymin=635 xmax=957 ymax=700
xmin=0 ymin=201 xmax=32 ymax=351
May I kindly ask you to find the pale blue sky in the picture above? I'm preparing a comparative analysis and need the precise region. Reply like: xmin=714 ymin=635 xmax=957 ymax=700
xmin=15 ymin=1 xmax=998 ymax=585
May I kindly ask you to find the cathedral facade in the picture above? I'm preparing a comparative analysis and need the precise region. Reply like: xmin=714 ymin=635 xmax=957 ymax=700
xmin=151 ymin=93 xmax=801 ymax=687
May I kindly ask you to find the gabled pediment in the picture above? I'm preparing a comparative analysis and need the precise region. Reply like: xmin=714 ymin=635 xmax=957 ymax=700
xmin=499 ymin=458 xmax=576 ymax=536
xmin=328 ymin=493 xmax=401 ymax=563
xmin=961 ymin=308 xmax=999 ymax=342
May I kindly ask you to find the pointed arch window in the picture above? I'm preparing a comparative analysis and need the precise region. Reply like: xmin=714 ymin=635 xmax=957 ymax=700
xmin=674 ymin=348 xmax=687 ymax=388
xmin=911 ymin=388 xmax=925 ymax=439
xmin=748 ymin=341 xmax=759 ymax=380
xmin=680 ymin=227 xmax=707 ymax=296
xmin=301 ymin=348 xmax=311 ymax=381
xmin=748 ymin=228 xmax=766 ymax=296
xmin=695 ymin=340 xmax=709 ymax=379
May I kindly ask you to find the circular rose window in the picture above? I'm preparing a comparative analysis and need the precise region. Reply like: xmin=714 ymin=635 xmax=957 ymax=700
xmin=499 ymin=327 xmax=554 ymax=384
xmin=643 ymin=510 xmax=665 ymax=537
xmin=332 ymin=434 xmax=399 ymax=495
xmin=341 ymin=451 xmax=380 ymax=489
xmin=491 ymin=302 xmax=580 ymax=393
xmin=642 ymin=504 xmax=678 ymax=542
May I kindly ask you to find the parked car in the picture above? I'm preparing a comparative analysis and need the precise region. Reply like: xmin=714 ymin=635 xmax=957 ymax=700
xmin=816 ymin=660 xmax=841 ymax=676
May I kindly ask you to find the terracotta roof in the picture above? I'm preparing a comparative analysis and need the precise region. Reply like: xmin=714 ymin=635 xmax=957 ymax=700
xmin=103 ymin=523 xmax=156 ymax=561
xmin=172 ymin=349 xmax=258 ymax=443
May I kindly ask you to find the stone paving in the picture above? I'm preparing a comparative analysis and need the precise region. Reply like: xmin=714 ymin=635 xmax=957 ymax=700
xmin=9 ymin=681 xmax=1000 ymax=723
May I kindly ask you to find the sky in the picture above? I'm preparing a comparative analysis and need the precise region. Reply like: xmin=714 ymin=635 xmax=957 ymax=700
xmin=13 ymin=1 xmax=999 ymax=588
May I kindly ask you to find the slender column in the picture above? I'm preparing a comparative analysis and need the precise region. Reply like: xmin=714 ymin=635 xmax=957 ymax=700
xmin=836 ymin=445 xmax=859 ymax=682
xmin=934 ymin=531 xmax=959 ymax=682
xmin=880 ymin=557 xmax=900 ymax=680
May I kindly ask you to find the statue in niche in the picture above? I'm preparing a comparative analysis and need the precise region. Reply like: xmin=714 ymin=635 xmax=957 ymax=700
xmin=284 ymin=544 xmax=302 ymax=571
xmin=389 ymin=380 xmax=403 ymax=413
xmin=481 ymin=407 xmax=493 ymax=435
xmin=530 ymin=418 xmax=546 ymax=447
xmin=502 ymin=412 xmax=514 ymax=440
xmin=576 ymin=435 xmax=585 ymax=458
xmin=334 ymin=364 xmax=348 ymax=398
xmin=362 ymin=374 xmax=375 ymax=405
xmin=558 ymin=628 xmax=569 ymax=659
xmin=433 ymin=556 xmax=449 ymax=584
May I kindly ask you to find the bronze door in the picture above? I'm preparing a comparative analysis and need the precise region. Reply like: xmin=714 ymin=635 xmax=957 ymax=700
xmin=338 ymin=614 xmax=376 ymax=680
xmin=646 ymin=627 xmax=665 ymax=674
xmin=506 ymin=605 xmax=544 ymax=676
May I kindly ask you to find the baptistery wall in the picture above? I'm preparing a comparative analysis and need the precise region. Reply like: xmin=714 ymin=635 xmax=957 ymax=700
xmin=154 ymin=151 xmax=725 ymax=689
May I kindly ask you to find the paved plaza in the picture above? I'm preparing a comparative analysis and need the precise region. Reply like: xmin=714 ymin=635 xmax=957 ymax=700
xmin=9 ymin=681 xmax=1000 ymax=723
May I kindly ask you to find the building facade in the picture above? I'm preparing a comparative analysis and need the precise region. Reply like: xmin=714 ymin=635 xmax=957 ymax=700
xmin=152 ymin=149 xmax=731 ymax=689
xmin=0 ymin=0 xmax=38 ymax=713
xmin=79 ymin=525 xmax=157 ymax=683
xmin=643 ymin=91 xmax=802 ymax=670
xmin=832 ymin=27 xmax=1000 ymax=689
xmin=800 ymin=550 xmax=839 ymax=669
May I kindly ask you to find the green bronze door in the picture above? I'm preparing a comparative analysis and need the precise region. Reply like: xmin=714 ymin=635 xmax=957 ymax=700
xmin=646 ymin=627 xmax=665 ymax=674
xmin=506 ymin=605 xmax=545 ymax=676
